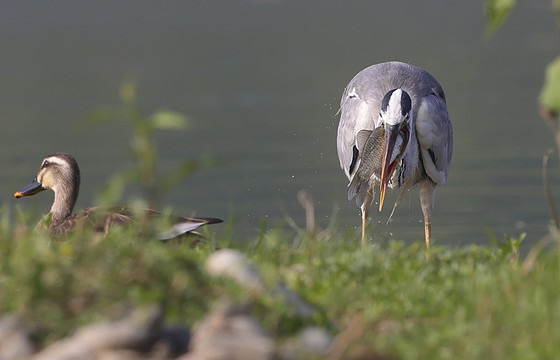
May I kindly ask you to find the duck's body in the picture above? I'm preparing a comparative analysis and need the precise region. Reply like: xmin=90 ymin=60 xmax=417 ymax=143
xmin=15 ymin=152 xmax=222 ymax=238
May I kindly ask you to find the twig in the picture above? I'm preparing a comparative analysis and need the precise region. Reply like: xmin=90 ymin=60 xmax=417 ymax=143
xmin=297 ymin=190 xmax=315 ymax=238
xmin=542 ymin=149 xmax=560 ymax=229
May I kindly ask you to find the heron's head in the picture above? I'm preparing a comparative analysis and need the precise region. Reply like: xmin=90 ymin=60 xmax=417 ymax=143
xmin=378 ymin=89 xmax=411 ymax=211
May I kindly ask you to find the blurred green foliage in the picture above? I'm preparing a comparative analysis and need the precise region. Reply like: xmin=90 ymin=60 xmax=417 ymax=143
xmin=486 ymin=0 xmax=560 ymax=228
xmin=0 ymin=221 xmax=218 ymax=344
xmin=488 ymin=229 xmax=527 ymax=262
xmin=541 ymin=56 xmax=560 ymax=112
xmin=484 ymin=0 xmax=516 ymax=37
xmin=485 ymin=0 xmax=560 ymax=113
xmin=89 ymin=78 xmax=219 ymax=208
xmin=4 ymin=213 xmax=560 ymax=358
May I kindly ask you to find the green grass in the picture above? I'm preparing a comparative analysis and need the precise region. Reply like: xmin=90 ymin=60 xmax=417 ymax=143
xmin=2 ymin=213 xmax=560 ymax=359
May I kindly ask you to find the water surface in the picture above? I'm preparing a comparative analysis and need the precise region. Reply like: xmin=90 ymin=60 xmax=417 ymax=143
xmin=1 ymin=1 xmax=558 ymax=248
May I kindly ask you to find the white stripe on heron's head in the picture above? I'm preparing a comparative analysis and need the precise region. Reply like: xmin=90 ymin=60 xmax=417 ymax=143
xmin=380 ymin=89 xmax=412 ymax=126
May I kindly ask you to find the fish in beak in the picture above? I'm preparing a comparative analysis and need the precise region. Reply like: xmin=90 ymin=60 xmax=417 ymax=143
xmin=379 ymin=123 xmax=409 ymax=211
xmin=14 ymin=179 xmax=45 ymax=198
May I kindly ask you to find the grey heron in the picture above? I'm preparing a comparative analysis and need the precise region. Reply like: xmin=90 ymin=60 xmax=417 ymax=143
xmin=337 ymin=61 xmax=453 ymax=249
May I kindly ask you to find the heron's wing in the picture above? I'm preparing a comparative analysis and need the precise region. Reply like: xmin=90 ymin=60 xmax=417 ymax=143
xmin=415 ymin=92 xmax=453 ymax=185
xmin=337 ymin=88 xmax=379 ymax=180
xmin=337 ymin=62 xmax=417 ymax=180
xmin=337 ymin=96 xmax=364 ymax=179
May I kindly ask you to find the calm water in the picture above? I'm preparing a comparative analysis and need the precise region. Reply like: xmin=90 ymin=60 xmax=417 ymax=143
xmin=1 ymin=1 xmax=558 ymax=248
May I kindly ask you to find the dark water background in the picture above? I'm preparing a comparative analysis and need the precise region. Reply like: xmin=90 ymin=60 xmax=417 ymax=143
xmin=1 ymin=1 xmax=559 ymax=248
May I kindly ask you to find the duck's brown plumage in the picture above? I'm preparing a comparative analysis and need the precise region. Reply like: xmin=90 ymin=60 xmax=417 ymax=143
xmin=15 ymin=152 xmax=222 ymax=238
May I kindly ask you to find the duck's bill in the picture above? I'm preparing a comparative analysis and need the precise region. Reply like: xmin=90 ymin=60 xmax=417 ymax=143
xmin=379 ymin=124 xmax=409 ymax=211
xmin=14 ymin=179 xmax=45 ymax=198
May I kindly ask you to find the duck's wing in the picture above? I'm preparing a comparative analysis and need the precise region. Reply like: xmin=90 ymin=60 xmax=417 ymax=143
xmin=157 ymin=215 xmax=223 ymax=240
xmin=73 ymin=207 xmax=135 ymax=235
xmin=63 ymin=207 xmax=222 ymax=239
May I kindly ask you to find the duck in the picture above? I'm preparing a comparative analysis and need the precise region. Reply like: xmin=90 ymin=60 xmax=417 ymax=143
xmin=14 ymin=152 xmax=223 ymax=238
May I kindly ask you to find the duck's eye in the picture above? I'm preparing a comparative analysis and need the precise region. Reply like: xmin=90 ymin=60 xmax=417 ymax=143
xmin=41 ymin=160 xmax=50 ymax=169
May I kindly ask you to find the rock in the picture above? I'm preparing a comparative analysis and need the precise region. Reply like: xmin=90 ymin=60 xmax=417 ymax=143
xmin=32 ymin=306 xmax=163 ymax=360
xmin=278 ymin=326 xmax=333 ymax=360
xmin=206 ymin=249 xmax=315 ymax=318
xmin=295 ymin=326 xmax=332 ymax=353
xmin=206 ymin=249 xmax=264 ymax=291
xmin=156 ymin=325 xmax=191 ymax=357
xmin=95 ymin=349 xmax=150 ymax=360
xmin=0 ymin=315 xmax=35 ymax=360
xmin=180 ymin=301 xmax=274 ymax=360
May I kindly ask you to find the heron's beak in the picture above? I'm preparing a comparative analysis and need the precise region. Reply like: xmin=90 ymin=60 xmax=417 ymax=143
xmin=379 ymin=123 xmax=409 ymax=211
xmin=14 ymin=179 xmax=45 ymax=198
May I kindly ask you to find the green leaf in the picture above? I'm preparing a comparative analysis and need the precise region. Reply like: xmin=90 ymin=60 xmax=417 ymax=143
xmin=87 ymin=107 xmax=119 ymax=125
xmin=159 ymin=160 xmax=201 ymax=193
xmin=119 ymin=77 xmax=137 ymax=106
xmin=150 ymin=110 xmax=188 ymax=130
xmin=95 ymin=169 xmax=139 ymax=206
xmin=484 ymin=0 xmax=516 ymax=37
xmin=539 ymin=56 xmax=560 ymax=112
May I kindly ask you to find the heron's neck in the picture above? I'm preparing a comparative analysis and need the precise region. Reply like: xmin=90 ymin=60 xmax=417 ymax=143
xmin=50 ymin=184 xmax=78 ymax=225
xmin=403 ymin=123 xmax=421 ymax=184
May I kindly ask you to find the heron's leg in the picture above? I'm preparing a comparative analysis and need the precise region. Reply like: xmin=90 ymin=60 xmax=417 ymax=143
xmin=360 ymin=187 xmax=374 ymax=251
xmin=360 ymin=205 xmax=367 ymax=250
xmin=419 ymin=180 xmax=436 ymax=250
xmin=424 ymin=213 xmax=432 ymax=250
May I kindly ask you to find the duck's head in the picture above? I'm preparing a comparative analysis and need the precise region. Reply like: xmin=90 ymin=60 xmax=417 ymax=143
xmin=15 ymin=153 xmax=81 ymax=220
